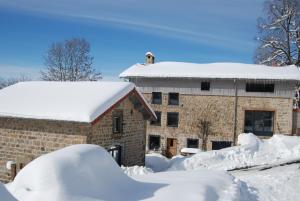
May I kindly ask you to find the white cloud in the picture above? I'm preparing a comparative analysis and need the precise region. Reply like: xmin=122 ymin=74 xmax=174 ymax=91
xmin=0 ymin=0 xmax=263 ymax=50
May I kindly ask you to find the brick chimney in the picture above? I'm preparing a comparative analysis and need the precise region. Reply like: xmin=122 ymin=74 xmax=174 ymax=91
xmin=145 ymin=52 xmax=155 ymax=64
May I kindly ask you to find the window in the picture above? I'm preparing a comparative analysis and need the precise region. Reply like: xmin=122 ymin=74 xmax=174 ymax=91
xmin=149 ymin=135 xmax=160 ymax=150
xmin=168 ymin=93 xmax=179 ymax=105
xmin=152 ymin=92 xmax=162 ymax=104
xmin=187 ymin=139 xmax=199 ymax=148
xmin=244 ymin=110 xmax=274 ymax=136
xmin=150 ymin=111 xmax=161 ymax=126
xmin=246 ymin=83 xmax=274 ymax=93
xmin=212 ymin=141 xmax=232 ymax=150
xmin=167 ymin=112 xmax=179 ymax=127
xmin=112 ymin=111 xmax=123 ymax=134
xmin=201 ymin=82 xmax=210 ymax=91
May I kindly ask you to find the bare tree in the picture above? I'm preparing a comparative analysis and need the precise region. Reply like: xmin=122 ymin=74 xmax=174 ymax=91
xmin=41 ymin=38 xmax=101 ymax=81
xmin=197 ymin=103 xmax=219 ymax=151
xmin=0 ymin=75 xmax=31 ymax=89
xmin=254 ymin=0 xmax=300 ymax=66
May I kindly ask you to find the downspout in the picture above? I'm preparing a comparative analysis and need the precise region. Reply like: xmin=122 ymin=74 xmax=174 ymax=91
xmin=233 ymin=79 xmax=238 ymax=145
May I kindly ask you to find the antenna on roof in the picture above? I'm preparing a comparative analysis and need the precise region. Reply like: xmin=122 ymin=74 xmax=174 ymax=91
xmin=145 ymin=52 xmax=155 ymax=65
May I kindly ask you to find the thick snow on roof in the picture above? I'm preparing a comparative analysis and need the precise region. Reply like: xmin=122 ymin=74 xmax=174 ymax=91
xmin=0 ymin=81 xmax=152 ymax=122
xmin=120 ymin=62 xmax=300 ymax=81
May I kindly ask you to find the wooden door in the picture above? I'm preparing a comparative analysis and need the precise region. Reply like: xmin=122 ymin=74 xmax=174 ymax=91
xmin=166 ymin=138 xmax=177 ymax=158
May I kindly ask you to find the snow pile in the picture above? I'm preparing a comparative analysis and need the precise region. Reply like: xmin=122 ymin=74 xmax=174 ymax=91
xmin=6 ymin=144 xmax=142 ymax=201
xmin=145 ymin=153 xmax=171 ymax=172
xmin=121 ymin=165 xmax=153 ymax=176
xmin=4 ymin=144 xmax=256 ymax=201
xmin=0 ymin=182 xmax=17 ymax=201
xmin=120 ymin=62 xmax=300 ymax=81
xmin=134 ymin=170 xmax=257 ymax=201
xmin=238 ymin=133 xmax=262 ymax=147
xmin=181 ymin=148 xmax=202 ymax=154
xmin=233 ymin=164 xmax=300 ymax=201
xmin=168 ymin=133 xmax=300 ymax=171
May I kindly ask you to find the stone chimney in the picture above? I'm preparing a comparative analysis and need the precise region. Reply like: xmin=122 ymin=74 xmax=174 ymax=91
xmin=145 ymin=52 xmax=155 ymax=64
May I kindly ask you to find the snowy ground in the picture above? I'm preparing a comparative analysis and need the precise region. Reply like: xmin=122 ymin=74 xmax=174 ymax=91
xmin=134 ymin=133 xmax=300 ymax=201
xmin=232 ymin=164 xmax=300 ymax=201
xmin=1 ymin=133 xmax=299 ymax=201
xmin=1 ymin=144 xmax=256 ymax=201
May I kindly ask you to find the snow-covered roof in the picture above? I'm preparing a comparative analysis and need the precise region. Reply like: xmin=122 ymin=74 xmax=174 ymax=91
xmin=0 ymin=81 xmax=155 ymax=123
xmin=120 ymin=62 xmax=300 ymax=81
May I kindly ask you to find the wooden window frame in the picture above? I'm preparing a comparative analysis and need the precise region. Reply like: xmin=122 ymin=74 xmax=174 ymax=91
xmin=152 ymin=92 xmax=162 ymax=105
xmin=168 ymin=93 xmax=179 ymax=105
xmin=112 ymin=110 xmax=123 ymax=134
xmin=211 ymin=141 xmax=232 ymax=150
xmin=167 ymin=112 xmax=179 ymax=127
xmin=243 ymin=110 xmax=275 ymax=136
xmin=149 ymin=135 xmax=161 ymax=150
xmin=187 ymin=138 xmax=199 ymax=148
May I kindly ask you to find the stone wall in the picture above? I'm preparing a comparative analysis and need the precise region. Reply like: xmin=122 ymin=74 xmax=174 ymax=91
xmin=0 ymin=95 xmax=147 ymax=182
xmin=143 ymin=93 xmax=293 ymax=154
xmin=0 ymin=124 xmax=88 ymax=183
xmin=90 ymin=97 xmax=146 ymax=166
xmin=236 ymin=96 xmax=293 ymax=135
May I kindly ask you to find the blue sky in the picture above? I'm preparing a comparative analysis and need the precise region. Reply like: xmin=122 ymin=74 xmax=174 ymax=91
xmin=0 ymin=0 xmax=264 ymax=80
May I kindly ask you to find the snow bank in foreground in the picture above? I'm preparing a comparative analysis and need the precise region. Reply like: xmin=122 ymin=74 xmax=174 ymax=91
xmin=6 ymin=145 xmax=142 ymax=201
xmin=0 ymin=182 xmax=17 ymax=201
xmin=233 ymin=164 xmax=300 ymax=201
xmin=168 ymin=133 xmax=300 ymax=171
xmin=134 ymin=170 xmax=257 ymax=201
xmin=121 ymin=165 xmax=153 ymax=176
xmin=4 ymin=144 xmax=255 ymax=201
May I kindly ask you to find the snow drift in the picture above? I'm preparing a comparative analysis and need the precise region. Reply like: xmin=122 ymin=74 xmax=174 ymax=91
xmin=121 ymin=165 xmax=154 ymax=177
xmin=134 ymin=169 xmax=257 ymax=201
xmin=6 ymin=144 xmax=158 ymax=201
xmin=4 ymin=144 xmax=255 ymax=201
xmin=168 ymin=133 xmax=300 ymax=171
xmin=145 ymin=153 xmax=171 ymax=172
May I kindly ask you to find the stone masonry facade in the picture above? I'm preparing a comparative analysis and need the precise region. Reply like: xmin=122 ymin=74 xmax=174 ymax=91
xmin=144 ymin=93 xmax=293 ymax=155
xmin=0 ymin=96 xmax=146 ymax=183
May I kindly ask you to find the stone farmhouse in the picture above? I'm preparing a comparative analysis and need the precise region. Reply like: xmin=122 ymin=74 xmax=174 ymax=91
xmin=0 ymin=81 xmax=156 ymax=182
xmin=120 ymin=52 xmax=300 ymax=157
